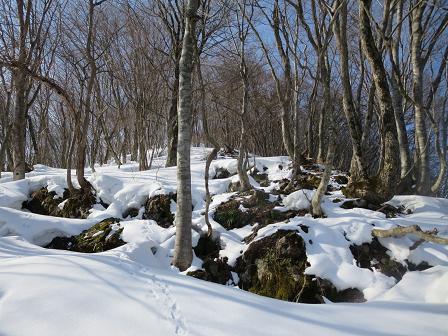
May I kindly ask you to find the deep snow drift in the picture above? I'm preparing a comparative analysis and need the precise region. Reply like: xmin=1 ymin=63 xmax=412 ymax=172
xmin=0 ymin=148 xmax=447 ymax=335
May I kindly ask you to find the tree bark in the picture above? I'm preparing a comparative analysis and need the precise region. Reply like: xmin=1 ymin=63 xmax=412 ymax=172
xmin=311 ymin=140 xmax=335 ymax=217
xmin=165 ymin=62 xmax=180 ymax=167
xmin=355 ymin=0 xmax=400 ymax=204
xmin=172 ymin=0 xmax=199 ymax=271
xmin=410 ymin=3 xmax=430 ymax=195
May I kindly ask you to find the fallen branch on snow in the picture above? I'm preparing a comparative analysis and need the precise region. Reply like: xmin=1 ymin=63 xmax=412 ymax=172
xmin=372 ymin=225 xmax=448 ymax=247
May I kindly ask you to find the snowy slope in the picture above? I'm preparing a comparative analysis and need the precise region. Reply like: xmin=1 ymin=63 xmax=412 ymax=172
xmin=0 ymin=148 xmax=448 ymax=335
xmin=1 ymin=236 xmax=447 ymax=336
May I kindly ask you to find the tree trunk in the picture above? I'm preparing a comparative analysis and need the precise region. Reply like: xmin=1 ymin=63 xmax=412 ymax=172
xmin=410 ymin=3 xmax=430 ymax=195
xmin=12 ymin=68 xmax=27 ymax=180
xmin=237 ymin=40 xmax=251 ymax=192
xmin=311 ymin=140 xmax=335 ymax=217
xmin=172 ymin=0 xmax=199 ymax=271
xmin=165 ymin=62 xmax=180 ymax=167
xmin=333 ymin=0 xmax=367 ymax=181
xmin=354 ymin=0 xmax=400 ymax=204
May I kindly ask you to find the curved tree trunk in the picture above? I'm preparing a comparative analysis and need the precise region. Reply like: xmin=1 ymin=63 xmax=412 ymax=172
xmin=172 ymin=0 xmax=199 ymax=271
xmin=311 ymin=140 xmax=335 ymax=217
xmin=353 ymin=0 xmax=400 ymax=204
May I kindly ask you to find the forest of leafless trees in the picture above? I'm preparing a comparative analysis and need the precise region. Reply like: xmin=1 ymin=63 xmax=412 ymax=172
xmin=1 ymin=0 xmax=447 ymax=266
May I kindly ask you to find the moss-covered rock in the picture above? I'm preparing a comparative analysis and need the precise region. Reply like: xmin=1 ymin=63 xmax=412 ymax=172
xmin=143 ymin=194 xmax=176 ymax=228
xmin=297 ymin=174 xmax=322 ymax=190
xmin=187 ymin=257 xmax=233 ymax=285
xmin=194 ymin=234 xmax=221 ymax=261
xmin=340 ymin=199 xmax=404 ymax=218
xmin=250 ymin=168 xmax=269 ymax=186
xmin=236 ymin=230 xmax=364 ymax=303
xmin=46 ymin=218 xmax=125 ymax=253
xmin=214 ymin=167 xmax=232 ymax=179
xmin=333 ymin=175 xmax=349 ymax=184
xmin=23 ymin=187 xmax=63 ymax=216
xmin=214 ymin=199 xmax=250 ymax=230
xmin=60 ymin=189 xmax=96 ymax=219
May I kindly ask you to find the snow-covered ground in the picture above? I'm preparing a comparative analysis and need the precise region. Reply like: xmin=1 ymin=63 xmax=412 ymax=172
xmin=0 ymin=148 xmax=447 ymax=335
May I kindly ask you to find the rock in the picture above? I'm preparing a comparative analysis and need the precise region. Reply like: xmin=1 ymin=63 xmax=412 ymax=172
xmin=186 ymin=257 xmax=233 ymax=285
xmin=214 ymin=199 xmax=250 ymax=230
xmin=340 ymin=199 xmax=404 ymax=218
xmin=60 ymin=189 xmax=96 ymax=219
xmin=194 ymin=234 xmax=221 ymax=260
xmin=227 ymin=181 xmax=241 ymax=192
xmin=123 ymin=207 xmax=139 ymax=218
xmin=202 ymin=258 xmax=233 ymax=284
xmin=23 ymin=187 xmax=63 ymax=216
xmin=187 ymin=269 xmax=209 ymax=281
xmin=235 ymin=230 xmax=364 ymax=303
xmin=214 ymin=167 xmax=232 ymax=179
xmin=143 ymin=194 xmax=176 ymax=228
xmin=333 ymin=175 xmax=349 ymax=184
xmin=235 ymin=230 xmax=312 ymax=302
xmin=350 ymin=238 xmax=407 ymax=280
xmin=214 ymin=191 xmax=298 ymax=233
xmin=250 ymin=168 xmax=269 ymax=186
xmin=46 ymin=218 xmax=125 ymax=253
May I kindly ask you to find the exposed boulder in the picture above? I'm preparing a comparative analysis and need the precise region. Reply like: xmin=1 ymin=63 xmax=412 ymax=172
xmin=333 ymin=175 xmax=349 ymax=185
xmin=143 ymin=194 xmax=176 ymax=228
xmin=214 ymin=167 xmax=232 ymax=179
xmin=123 ymin=207 xmax=139 ymax=218
xmin=250 ymin=168 xmax=269 ymax=187
xmin=23 ymin=187 xmax=96 ymax=219
xmin=60 ymin=189 xmax=96 ymax=219
xmin=23 ymin=187 xmax=63 ymax=216
xmin=194 ymin=234 xmax=221 ymax=261
xmin=340 ymin=199 xmax=405 ymax=218
xmin=350 ymin=238 xmax=407 ymax=280
xmin=46 ymin=218 xmax=125 ymax=253
xmin=236 ymin=230 xmax=364 ymax=303
xmin=214 ymin=199 xmax=250 ymax=230
xmin=213 ymin=189 xmax=298 ymax=232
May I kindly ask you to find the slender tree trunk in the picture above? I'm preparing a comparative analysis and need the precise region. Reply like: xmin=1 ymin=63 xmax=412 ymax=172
xmin=237 ymin=39 xmax=251 ymax=192
xmin=311 ymin=140 xmax=335 ymax=217
xmin=333 ymin=0 xmax=367 ymax=181
xmin=12 ymin=0 xmax=31 ymax=181
xmin=410 ymin=3 xmax=430 ymax=195
xmin=166 ymin=62 xmax=180 ymax=167
xmin=172 ymin=0 xmax=199 ymax=271
xmin=12 ymin=68 xmax=27 ymax=180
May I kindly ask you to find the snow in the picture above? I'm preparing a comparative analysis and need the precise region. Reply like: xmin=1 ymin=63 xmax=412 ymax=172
xmin=375 ymin=266 xmax=448 ymax=303
xmin=283 ymin=189 xmax=315 ymax=210
xmin=1 ymin=236 xmax=447 ymax=336
xmin=0 ymin=149 xmax=447 ymax=335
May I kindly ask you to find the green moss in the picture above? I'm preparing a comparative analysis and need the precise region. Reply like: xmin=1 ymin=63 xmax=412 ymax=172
xmin=214 ymin=200 xmax=249 ymax=230
xmin=46 ymin=218 xmax=125 ymax=253
xmin=143 ymin=194 xmax=175 ymax=228
xmin=23 ymin=187 xmax=63 ymax=216
xmin=250 ymin=248 xmax=306 ymax=301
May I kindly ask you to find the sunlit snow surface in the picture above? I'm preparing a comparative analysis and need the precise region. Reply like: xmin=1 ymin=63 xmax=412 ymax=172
xmin=0 ymin=148 xmax=447 ymax=335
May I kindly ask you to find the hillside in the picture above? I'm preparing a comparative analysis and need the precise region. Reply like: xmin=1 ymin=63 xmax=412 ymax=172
xmin=0 ymin=148 xmax=447 ymax=335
